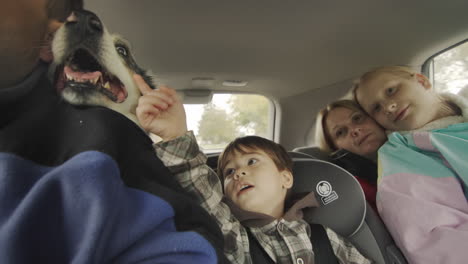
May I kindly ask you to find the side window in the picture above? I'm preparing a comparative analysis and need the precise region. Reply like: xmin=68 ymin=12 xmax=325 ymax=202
xmin=426 ymin=41 xmax=468 ymax=94
xmin=184 ymin=93 xmax=275 ymax=153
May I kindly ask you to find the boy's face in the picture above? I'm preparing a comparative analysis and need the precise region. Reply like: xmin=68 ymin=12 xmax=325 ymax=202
xmin=356 ymin=72 xmax=436 ymax=131
xmin=222 ymin=147 xmax=293 ymax=217
xmin=325 ymin=107 xmax=387 ymax=158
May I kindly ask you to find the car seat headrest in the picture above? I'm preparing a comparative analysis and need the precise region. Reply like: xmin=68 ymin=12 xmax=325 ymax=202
xmin=292 ymin=146 xmax=332 ymax=162
xmin=291 ymin=158 xmax=366 ymax=237
xmin=288 ymin=151 xmax=316 ymax=159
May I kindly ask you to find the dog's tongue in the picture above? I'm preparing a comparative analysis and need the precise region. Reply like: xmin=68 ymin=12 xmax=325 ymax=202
xmin=110 ymin=81 xmax=128 ymax=102
xmin=64 ymin=66 xmax=101 ymax=81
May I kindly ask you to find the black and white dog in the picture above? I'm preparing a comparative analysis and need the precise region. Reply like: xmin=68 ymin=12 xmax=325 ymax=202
xmin=51 ymin=10 xmax=155 ymax=126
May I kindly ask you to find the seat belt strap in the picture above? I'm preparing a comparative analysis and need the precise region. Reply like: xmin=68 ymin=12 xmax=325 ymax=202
xmin=309 ymin=223 xmax=340 ymax=264
xmin=247 ymin=223 xmax=339 ymax=263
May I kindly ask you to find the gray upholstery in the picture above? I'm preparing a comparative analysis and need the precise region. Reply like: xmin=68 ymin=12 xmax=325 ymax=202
xmin=292 ymin=158 xmax=407 ymax=264
xmin=293 ymin=146 xmax=332 ymax=161
xmin=288 ymin=151 xmax=317 ymax=159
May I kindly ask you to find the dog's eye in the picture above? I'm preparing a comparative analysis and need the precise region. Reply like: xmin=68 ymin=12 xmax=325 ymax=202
xmin=116 ymin=46 xmax=128 ymax=57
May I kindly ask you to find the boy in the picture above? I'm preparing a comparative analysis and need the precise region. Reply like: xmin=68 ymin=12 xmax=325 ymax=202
xmin=135 ymin=76 xmax=372 ymax=263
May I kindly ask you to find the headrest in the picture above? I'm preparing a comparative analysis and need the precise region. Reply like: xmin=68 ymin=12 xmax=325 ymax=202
xmin=288 ymin=151 xmax=316 ymax=159
xmin=292 ymin=146 xmax=332 ymax=162
xmin=291 ymin=158 xmax=366 ymax=237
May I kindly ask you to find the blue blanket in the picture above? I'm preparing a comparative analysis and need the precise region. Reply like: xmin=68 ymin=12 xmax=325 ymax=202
xmin=0 ymin=151 xmax=215 ymax=263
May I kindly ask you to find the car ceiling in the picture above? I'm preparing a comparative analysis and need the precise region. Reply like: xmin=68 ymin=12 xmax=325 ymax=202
xmin=84 ymin=0 xmax=468 ymax=100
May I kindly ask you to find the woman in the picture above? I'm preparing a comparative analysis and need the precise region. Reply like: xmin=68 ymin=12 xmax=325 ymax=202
xmin=315 ymin=99 xmax=387 ymax=211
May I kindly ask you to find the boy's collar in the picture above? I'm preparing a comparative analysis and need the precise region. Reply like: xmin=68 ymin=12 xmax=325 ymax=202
xmin=224 ymin=192 xmax=319 ymax=227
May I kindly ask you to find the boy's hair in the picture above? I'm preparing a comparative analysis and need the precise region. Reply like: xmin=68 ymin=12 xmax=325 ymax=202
xmin=351 ymin=66 xmax=416 ymax=102
xmin=217 ymin=136 xmax=293 ymax=182
xmin=315 ymin=99 xmax=365 ymax=153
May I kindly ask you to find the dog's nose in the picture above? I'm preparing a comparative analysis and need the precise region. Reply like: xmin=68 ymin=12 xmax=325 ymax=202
xmin=66 ymin=10 xmax=103 ymax=34
xmin=88 ymin=16 xmax=103 ymax=32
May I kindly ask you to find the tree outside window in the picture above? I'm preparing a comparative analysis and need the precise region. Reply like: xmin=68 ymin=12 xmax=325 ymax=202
xmin=432 ymin=41 xmax=468 ymax=94
xmin=184 ymin=93 xmax=273 ymax=153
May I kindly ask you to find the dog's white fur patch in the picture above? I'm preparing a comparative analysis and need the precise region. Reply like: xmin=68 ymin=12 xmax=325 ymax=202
xmin=51 ymin=25 xmax=153 ymax=126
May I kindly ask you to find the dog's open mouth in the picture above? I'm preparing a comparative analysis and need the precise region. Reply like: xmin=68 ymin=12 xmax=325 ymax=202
xmin=55 ymin=49 xmax=128 ymax=103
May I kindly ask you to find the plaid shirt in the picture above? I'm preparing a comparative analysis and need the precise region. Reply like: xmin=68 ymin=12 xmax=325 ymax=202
xmin=154 ymin=131 xmax=372 ymax=264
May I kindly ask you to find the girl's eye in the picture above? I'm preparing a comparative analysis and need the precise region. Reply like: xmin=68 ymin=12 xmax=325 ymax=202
xmin=248 ymin=158 xmax=258 ymax=165
xmin=116 ymin=46 xmax=128 ymax=57
xmin=224 ymin=168 xmax=235 ymax=177
xmin=386 ymin=87 xmax=396 ymax=96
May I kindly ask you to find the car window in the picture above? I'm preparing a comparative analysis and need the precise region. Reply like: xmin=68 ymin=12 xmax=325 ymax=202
xmin=427 ymin=41 xmax=468 ymax=94
xmin=184 ymin=93 xmax=274 ymax=153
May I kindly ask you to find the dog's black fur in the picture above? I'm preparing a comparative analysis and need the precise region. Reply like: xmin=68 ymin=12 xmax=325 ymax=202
xmin=51 ymin=10 xmax=155 ymax=125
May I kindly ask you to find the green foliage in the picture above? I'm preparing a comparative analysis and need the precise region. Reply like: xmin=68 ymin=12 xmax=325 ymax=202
xmin=228 ymin=94 xmax=270 ymax=138
xmin=196 ymin=94 xmax=271 ymax=148
xmin=197 ymin=104 xmax=237 ymax=145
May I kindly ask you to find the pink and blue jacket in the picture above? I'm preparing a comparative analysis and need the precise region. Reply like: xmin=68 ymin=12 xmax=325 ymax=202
xmin=377 ymin=92 xmax=468 ymax=264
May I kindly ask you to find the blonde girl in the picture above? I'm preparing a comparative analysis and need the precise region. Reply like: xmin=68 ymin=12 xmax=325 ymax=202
xmin=354 ymin=66 xmax=468 ymax=264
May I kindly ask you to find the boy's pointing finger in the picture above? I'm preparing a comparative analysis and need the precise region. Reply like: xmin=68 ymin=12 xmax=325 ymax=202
xmin=134 ymin=74 xmax=153 ymax=95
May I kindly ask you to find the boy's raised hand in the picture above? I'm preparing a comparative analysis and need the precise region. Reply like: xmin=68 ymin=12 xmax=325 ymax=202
xmin=134 ymin=74 xmax=188 ymax=141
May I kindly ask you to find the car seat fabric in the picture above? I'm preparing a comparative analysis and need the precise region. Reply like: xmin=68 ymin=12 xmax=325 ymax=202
xmin=288 ymin=151 xmax=317 ymax=159
xmin=291 ymin=158 xmax=407 ymax=264
xmin=293 ymin=146 xmax=332 ymax=161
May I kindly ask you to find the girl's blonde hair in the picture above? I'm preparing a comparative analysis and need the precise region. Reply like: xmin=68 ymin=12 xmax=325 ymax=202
xmin=314 ymin=99 xmax=365 ymax=153
xmin=351 ymin=66 xmax=416 ymax=102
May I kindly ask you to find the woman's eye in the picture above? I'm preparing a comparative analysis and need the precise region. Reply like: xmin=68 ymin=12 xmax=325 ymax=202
xmin=336 ymin=128 xmax=346 ymax=138
xmin=352 ymin=113 xmax=364 ymax=123
xmin=116 ymin=46 xmax=128 ymax=57
xmin=248 ymin=158 xmax=258 ymax=165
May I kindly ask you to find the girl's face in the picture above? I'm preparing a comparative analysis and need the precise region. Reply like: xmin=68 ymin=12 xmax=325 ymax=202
xmin=325 ymin=107 xmax=387 ymax=158
xmin=356 ymin=72 xmax=438 ymax=131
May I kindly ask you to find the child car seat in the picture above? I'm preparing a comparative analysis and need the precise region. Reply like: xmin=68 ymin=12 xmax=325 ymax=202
xmin=292 ymin=158 xmax=407 ymax=264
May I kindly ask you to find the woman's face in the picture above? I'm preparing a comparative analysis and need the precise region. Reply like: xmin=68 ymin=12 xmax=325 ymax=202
xmin=325 ymin=107 xmax=387 ymax=158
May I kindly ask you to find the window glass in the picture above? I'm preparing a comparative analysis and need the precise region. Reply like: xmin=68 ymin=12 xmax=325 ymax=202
xmin=184 ymin=93 xmax=274 ymax=153
xmin=431 ymin=41 xmax=468 ymax=94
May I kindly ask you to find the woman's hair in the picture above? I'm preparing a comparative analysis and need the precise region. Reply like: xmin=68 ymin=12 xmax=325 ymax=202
xmin=217 ymin=136 xmax=293 ymax=181
xmin=351 ymin=65 xmax=416 ymax=102
xmin=315 ymin=99 xmax=365 ymax=153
